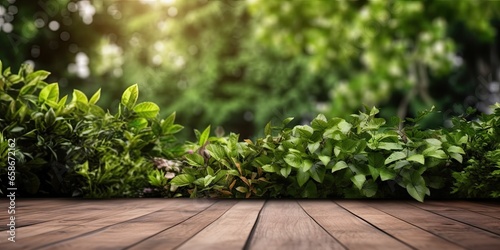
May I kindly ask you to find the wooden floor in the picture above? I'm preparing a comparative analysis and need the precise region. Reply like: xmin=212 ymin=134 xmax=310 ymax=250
xmin=1 ymin=199 xmax=500 ymax=249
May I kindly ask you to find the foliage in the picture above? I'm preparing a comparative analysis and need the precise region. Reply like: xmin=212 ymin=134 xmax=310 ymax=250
xmin=1 ymin=60 xmax=499 ymax=200
xmin=164 ymin=106 xmax=472 ymax=202
xmin=0 ymin=60 xmax=184 ymax=197
xmin=449 ymin=105 xmax=500 ymax=198
xmin=2 ymin=1 xmax=500 ymax=138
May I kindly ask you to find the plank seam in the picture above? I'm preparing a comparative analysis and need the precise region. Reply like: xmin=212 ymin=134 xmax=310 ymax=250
xmin=172 ymin=200 xmax=240 ymax=250
xmin=124 ymin=200 xmax=230 ymax=250
xmin=242 ymin=200 xmax=267 ymax=250
xmin=366 ymin=202 xmax=469 ymax=249
xmin=36 ymin=201 xmax=187 ymax=249
xmin=297 ymin=200 xmax=348 ymax=250
xmin=406 ymin=201 xmax=500 ymax=237
xmin=334 ymin=201 xmax=418 ymax=250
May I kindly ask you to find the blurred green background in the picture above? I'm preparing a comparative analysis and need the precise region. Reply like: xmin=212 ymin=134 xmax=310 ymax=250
xmin=1 ymin=0 xmax=500 ymax=140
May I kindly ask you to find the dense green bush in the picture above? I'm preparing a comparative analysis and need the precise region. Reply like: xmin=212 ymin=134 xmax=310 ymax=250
xmin=1 ymin=61 xmax=499 ymax=200
xmin=0 ymin=61 xmax=184 ymax=197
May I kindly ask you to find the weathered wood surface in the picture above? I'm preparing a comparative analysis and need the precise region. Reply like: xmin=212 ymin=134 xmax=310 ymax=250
xmin=1 ymin=199 xmax=499 ymax=249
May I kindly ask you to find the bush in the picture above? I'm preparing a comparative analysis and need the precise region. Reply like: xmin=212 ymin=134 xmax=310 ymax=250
xmin=0 ymin=61 xmax=184 ymax=197
xmin=1 ymin=60 xmax=499 ymax=200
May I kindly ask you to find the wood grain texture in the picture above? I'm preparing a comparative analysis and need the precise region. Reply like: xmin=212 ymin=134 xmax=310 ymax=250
xmin=176 ymin=200 xmax=265 ymax=250
xmin=129 ymin=200 xmax=237 ymax=250
xmin=248 ymin=200 xmax=344 ymax=250
xmin=369 ymin=201 xmax=500 ymax=250
xmin=1 ymin=199 xmax=499 ymax=249
xmin=412 ymin=201 xmax=500 ymax=235
xmin=337 ymin=201 xmax=465 ymax=250
xmin=299 ymin=200 xmax=410 ymax=249
xmin=39 ymin=199 xmax=214 ymax=250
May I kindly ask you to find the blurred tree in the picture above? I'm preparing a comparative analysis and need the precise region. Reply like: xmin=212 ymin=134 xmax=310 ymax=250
xmin=1 ymin=0 xmax=500 ymax=139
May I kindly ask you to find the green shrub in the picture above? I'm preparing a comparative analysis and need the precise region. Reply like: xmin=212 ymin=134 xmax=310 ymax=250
xmin=2 ymin=60 xmax=499 ymax=200
xmin=0 ymin=60 xmax=184 ymax=197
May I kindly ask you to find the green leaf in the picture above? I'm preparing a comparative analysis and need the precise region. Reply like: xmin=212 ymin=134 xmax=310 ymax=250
xmin=307 ymin=141 xmax=320 ymax=153
xmin=362 ymin=179 xmax=378 ymax=197
xmin=447 ymin=145 xmax=465 ymax=155
xmin=280 ymin=166 xmax=292 ymax=178
xmin=311 ymin=114 xmax=328 ymax=131
xmin=407 ymin=154 xmax=425 ymax=165
xmin=284 ymin=153 xmax=302 ymax=168
xmin=368 ymin=165 xmax=379 ymax=180
xmin=423 ymin=149 xmax=447 ymax=159
xmin=302 ymin=180 xmax=317 ymax=198
xmin=89 ymin=88 xmax=101 ymax=105
xmin=425 ymin=138 xmax=442 ymax=147
xmin=379 ymin=167 xmax=396 ymax=181
xmin=262 ymin=164 xmax=275 ymax=173
xmin=391 ymin=160 xmax=410 ymax=170
xmin=185 ymin=153 xmax=205 ymax=167
xmin=297 ymin=169 xmax=310 ymax=187
xmin=378 ymin=142 xmax=403 ymax=150
xmin=308 ymin=164 xmax=325 ymax=183
xmin=39 ymin=83 xmax=59 ymax=104
xmin=318 ymin=155 xmax=331 ymax=166
xmin=121 ymin=84 xmax=139 ymax=109
xmin=264 ymin=121 xmax=272 ymax=136
xmin=338 ymin=120 xmax=352 ymax=134
xmin=384 ymin=151 xmax=406 ymax=165
xmin=449 ymin=153 xmax=463 ymax=163
xmin=165 ymin=124 xmax=184 ymax=134
xmin=351 ymin=174 xmax=366 ymax=190
xmin=331 ymin=161 xmax=348 ymax=173
xmin=25 ymin=70 xmax=50 ymax=85
xmin=199 ymin=125 xmax=211 ymax=146
xmin=406 ymin=172 xmax=427 ymax=202
xmin=282 ymin=117 xmax=294 ymax=127
xmin=134 ymin=102 xmax=160 ymax=118
xmin=206 ymin=144 xmax=226 ymax=162
xmin=128 ymin=118 xmax=148 ymax=129
xmin=368 ymin=152 xmax=385 ymax=168
xmin=72 ymin=89 xmax=88 ymax=111
xmin=170 ymin=174 xmax=195 ymax=187
xmin=44 ymin=108 xmax=56 ymax=126
xmin=162 ymin=112 xmax=176 ymax=131
xmin=294 ymin=125 xmax=314 ymax=138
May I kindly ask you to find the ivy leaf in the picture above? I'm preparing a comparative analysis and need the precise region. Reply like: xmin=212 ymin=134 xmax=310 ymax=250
xmin=297 ymin=168 xmax=310 ymax=187
xmin=384 ymin=151 xmax=406 ymax=165
xmin=331 ymin=161 xmax=348 ymax=173
xmin=407 ymin=154 xmax=425 ymax=165
xmin=351 ymin=174 xmax=366 ymax=190
xmin=134 ymin=102 xmax=160 ymax=118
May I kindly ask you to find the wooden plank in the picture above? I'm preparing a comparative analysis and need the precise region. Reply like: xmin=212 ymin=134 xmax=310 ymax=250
xmin=337 ymin=201 xmax=465 ymax=250
xmin=0 ymin=200 xmax=174 ymax=248
xmin=177 ymin=200 xmax=265 ymax=250
xmin=247 ymin=200 xmax=344 ymax=250
xmin=129 ymin=201 xmax=237 ymax=250
xmin=369 ymin=201 xmax=500 ymax=250
xmin=428 ymin=201 xmax=500 ymax=220
xmin=36 ymin=199 xmax=214 ymax=250
xmin=299 ymin=200 xmax=410 ymax=249
xmin=412 ymin=201 xmax=500 ymax=235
